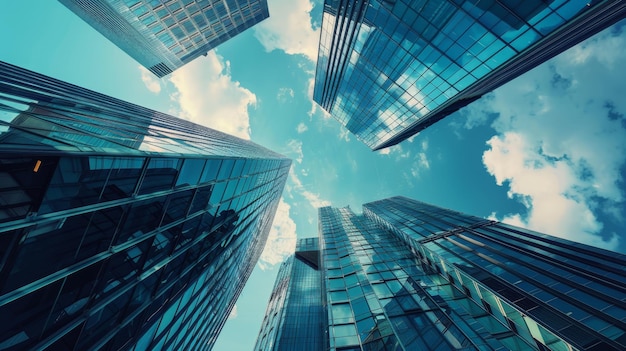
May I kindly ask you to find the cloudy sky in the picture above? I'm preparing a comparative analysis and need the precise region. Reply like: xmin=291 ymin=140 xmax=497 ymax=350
xmin=2 ymin=1 xmax=625 ymax=349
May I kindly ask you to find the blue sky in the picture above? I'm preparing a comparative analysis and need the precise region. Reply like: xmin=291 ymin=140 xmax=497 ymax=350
xmin=2 ymin=1 xmax=626 ymax=350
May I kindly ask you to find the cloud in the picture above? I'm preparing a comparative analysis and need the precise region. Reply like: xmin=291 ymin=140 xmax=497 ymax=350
xmin=286 ymin=139 xmax=304 ymax=163
xmin=379 ymin=144 xmax=409 ymax=158
xmin=296 ymin=122 xmax=308 ymax=133
xmin=289 ymin=169 xmax=331 ymax=208
xmin=277 ymin=87 xmax=294 ymax=102
xmin=411 ymin=152 xmax=429 ymax=177
xmin=306 ymin=76 xmax=331 ymax=119
xmin=259 ymin=197 xmax=297 ymax=269
xmin=253 ymin=0 xmax=320 ymax=62
xmin=227 ymin=304 xmax=238 ymax=320
xmin=168 ymin=52 xmax=256 ymax=139
xmin=338 ymin=125 xmax=351 ymax=142
xmin=476 ymin=26 xmax=626 ymax=250
xmin=139 ymin=66 xmax=161 ymax=93
xmin=381 ymin=138 xmax=430 ymax=178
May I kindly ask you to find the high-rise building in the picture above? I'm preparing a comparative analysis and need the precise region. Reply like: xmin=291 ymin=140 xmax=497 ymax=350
xmin=313 ymin=0 xmax=626 ymax=150
xmin=59 ymin=0 xmax=270 ymax=77
xmin=256 ymin=196 xmax=626 ymax=351
xmin=255 ymin=238 xmax=325 ymax=351
xmin=0 ymin=61 xmax=290 ymax=351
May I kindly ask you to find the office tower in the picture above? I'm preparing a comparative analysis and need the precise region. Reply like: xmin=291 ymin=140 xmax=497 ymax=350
xmin=313 ymin=0 xmax=626 ymax=150
xmin=59 ymin=0 xmax=270 ymax=77
xmin=0 ymin=61 xmax=290 ymax=351
xmin=255 ymin=238 xmax=325 ymax=351
xmin=256 ymin=196 xmax=626 ymax=351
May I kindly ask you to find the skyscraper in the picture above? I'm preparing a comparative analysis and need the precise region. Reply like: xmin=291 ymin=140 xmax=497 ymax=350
xmin=255 ymin=238 xmax=324 ymax=351
xmin=0 ymin=61 xmax=290 ymax=351
xmin=256 ymin=196 xmax=626 ymax=351
xmin=313 ymin=0 xmax=626 ymax=150
xmin=59 ymin=0 xmax=270 ymax=77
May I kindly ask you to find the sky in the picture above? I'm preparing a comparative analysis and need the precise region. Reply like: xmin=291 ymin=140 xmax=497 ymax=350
xmin=1 ymin=1 xmax=626 ymax=350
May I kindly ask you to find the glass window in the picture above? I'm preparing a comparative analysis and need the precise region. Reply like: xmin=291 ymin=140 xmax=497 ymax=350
xmin=2 ymin=213 xmax=91 ymax=293
xmin=333 ymin=323 xmax=357 ymax=338
xmin=329 ymin=278 xmax=345 ymax=291
xmin=115 ymin=196 xmax=166 ymax=244
xmin=189 ymin=185 xmax=212 ymax=214
xmin=217 ymin=159 xmax=234 ymax=180
xmin=162 ymin=189 xmax=194 ymax=225
xmin=331 ymin=290 xmax=348 ymax=302
xmin=209 ymin=181 xmax=226 ymax=206
xmin=139 ymin=158 xmax=180 ymax=195
xmin=176 ymin=159 xmax=205 ymax=187
xmin=331 ymin=303 xmax=354 ymax=323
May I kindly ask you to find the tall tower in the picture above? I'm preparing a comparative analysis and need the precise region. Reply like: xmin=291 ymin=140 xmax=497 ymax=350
xmin=256 ymin=196 xmax=626 ymax=350
xmin=255 ymin=238 xmax=325 ymax=351
xmin=60 ymin=0 xmax=270 ymax=77
xmin=0 ymin=61 xmax=290 ymax=351
xmin=313 ymin=0 xmax=626 ymax=150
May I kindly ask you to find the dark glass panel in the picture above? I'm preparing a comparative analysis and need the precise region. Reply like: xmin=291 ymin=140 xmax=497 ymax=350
xmin=75 ymin=205 xmax=126 ymax=262
xmin=0 ymin=157 xmax=57 ymax=223
xmin=142 ymin=231 xmax=176 ymax=272
xmin=44 ymin=322 xmax=83 ymax=351
xmin=188 ymin=185 xmax=212 ymax=214
xmin=44 ymin=261 xmax=105 ymax=335
xmin=76 ymin=286 xmax=133 ymax=349
xmin=161 ymin=189 xmax=194 ymax=226
xmin=100 ymin=157 xmax=144 ymax=200
xmin=138 ymin=158 xmax=180 ymax=195
xmin=39 ymin=157 xmax=108 ymax=213
xmin=115 ymin=196 xmax=166 ymax=245
xmin=1 ymin=213 xmax=90 ymax=293
xmin=0 ymin=280 xmax=62 ymax=350
xmin=175 ymin=215 xmax=202 ymax=249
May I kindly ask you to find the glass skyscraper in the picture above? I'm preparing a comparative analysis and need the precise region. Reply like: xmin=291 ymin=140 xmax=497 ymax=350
xmin=313 ymin=0 xmax=626 ymax=150
xmin=256 ymin=196 xmax=626 ymax=351
xmin=59 ymin=0 xmax=270 ymax=77
xmin=0 ymin=61 xmax=290 ymax=350
xmin=255 ymin=238 xmax=325 ymax=351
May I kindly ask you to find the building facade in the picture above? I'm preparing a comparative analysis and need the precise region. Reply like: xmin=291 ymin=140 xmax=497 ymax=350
xmin=313 ymin=0 xmax=626 ymax=150
xmin=255 ymin=238 xmax=325 ymax=351
xmin=256 ymin=196 xmax=626 ymax=351
xmin=0 ymin=61 xmax=290 ymax=351
xmin=60 ymin=0 xmax=270 ymax=77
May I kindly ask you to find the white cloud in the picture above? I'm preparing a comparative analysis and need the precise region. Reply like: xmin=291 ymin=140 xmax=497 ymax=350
xmin=253 ymin=0 xmax=320 ymax=62
xmin=338 ymin=125 xmax=351 ymax=142
xmin=296 ymin=122 xmax=308 ymax=133
xmin=286 ymin=139 xmax=304 ymax=163
xmin=307 ymin=76 xmax=331 ymax=119
xmin=277 ymin=87 xmax=295 ymax=102
xmin=168 ymin=52 xmax=256 ymax=139
xmin=139 ymin=66 xmax=161 ymax=93
xmin=411 ymin=152 xmax=429 ymax=176
xmin=289 ymin=169 xmax=331 ymax=208
xmin=227 ymin=304 xmax=238 ymax=320
xmin=476 ymin=27 xmax=626 ymax=250
xmin=259 ymin=197 xmax=297 ymax=270
xmin=380 ymin=138 xmax=430 ymax=178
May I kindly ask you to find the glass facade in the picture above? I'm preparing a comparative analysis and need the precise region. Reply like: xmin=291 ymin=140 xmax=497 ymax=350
xmin=313 ymin=0 xmax=626 ymax=150
xmin=257 ymin=196 xmax=626 ymax=351
xmin=0 ymin=61 xmax=291 ymax=351
xmin=60 ymin=0 xmax=270 ymax=77
xmin=255 ymin=238 xmax=324 ymax=351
